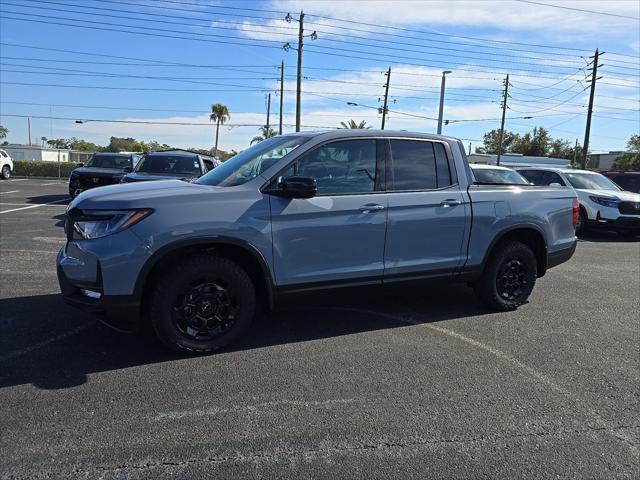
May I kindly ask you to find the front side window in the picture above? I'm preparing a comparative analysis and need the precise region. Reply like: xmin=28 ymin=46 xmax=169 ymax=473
xmin=135 ymin=155 xmax=201 ymax=175
xmin=292 ymin=139 xmax=378 ymax=195
xmin=197 ymin=135 xmax=308 ymax=187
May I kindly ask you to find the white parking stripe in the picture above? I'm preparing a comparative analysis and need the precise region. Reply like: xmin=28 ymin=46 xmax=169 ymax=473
xmin=0 ymin=323 xmax=94 ymax=363
xmin=0 ymin=190 xmax=20 ymax=195
xmin=0 ymin=202 xmax=67 ymax=206
xmin=0 ymin=198 xmax=67 ymax=214
xmin=6 ymin=178 xmax=27 ymax=182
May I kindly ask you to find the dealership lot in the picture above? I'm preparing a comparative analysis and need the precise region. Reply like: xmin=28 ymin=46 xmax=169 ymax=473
xmin=1 ymin=179 xmax=638 ymax=479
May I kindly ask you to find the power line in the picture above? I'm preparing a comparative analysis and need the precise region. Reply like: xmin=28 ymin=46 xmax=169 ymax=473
xmin=514 ymin=0 xmax=640 ymax=20
xmin=0 ymin=113 xmax=336 ymax=129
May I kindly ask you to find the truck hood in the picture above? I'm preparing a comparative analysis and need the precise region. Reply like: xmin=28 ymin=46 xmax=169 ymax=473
xmin=69 ymin=179 xmax=219 ymax=210
xmin=577 ymin=188 xmax=640 ymax=202
xmin=122 ymin=172 xmax=199 ymax=183
xmin=72 ymin=166 xmax=125 ymax=176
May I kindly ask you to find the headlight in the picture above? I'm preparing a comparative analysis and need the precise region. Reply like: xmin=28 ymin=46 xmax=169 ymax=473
xmin=70 ymin=209 xmax=153 ymax=239
xmin=589 ymin=196 xmax=619 ymax=208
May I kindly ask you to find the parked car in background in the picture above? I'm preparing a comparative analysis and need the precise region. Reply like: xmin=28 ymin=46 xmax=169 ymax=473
xmin=0 ymin=149 xmax=13 ymax=179
xmin=470 ymin=164 xmax=531 ymax=185
xmin=601 ymin=171 xmax=640 ymax=194
xmin=517 ymin=167 xmax=640 ymax=236
xmin=69 ymin=152 xmax=141 ymax=198
xmin=58 ymin=130 xmax=578 ymax=354
xmin=121 ymin=151 xmax=218 ymax=183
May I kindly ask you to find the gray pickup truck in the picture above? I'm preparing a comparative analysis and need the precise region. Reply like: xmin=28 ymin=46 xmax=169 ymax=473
xmin=57 ymin=131 xmax=578 ymax=353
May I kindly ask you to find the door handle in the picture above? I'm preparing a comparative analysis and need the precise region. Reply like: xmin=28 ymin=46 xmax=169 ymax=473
xmin=359 ymin=203 xmax=385 ymax=212
xmin=440 ymin=199 xmax=461 ymax=207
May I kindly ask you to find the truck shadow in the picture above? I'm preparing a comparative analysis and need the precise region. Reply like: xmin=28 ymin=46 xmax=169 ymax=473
xmin=26 ymin=194 xmax=69 ymax=205
xmin=0 ymin=284 xmax=486 ymax=390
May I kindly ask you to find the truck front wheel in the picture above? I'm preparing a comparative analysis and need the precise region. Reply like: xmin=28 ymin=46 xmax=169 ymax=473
xmin=474 ymin=240 xmax=537 ymax=311
xmin=149 ymin=254 xmax=256 ymax=354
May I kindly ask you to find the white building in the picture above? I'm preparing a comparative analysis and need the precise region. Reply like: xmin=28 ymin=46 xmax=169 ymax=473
xmin=2 ymin=144 xmax=92 ymax=163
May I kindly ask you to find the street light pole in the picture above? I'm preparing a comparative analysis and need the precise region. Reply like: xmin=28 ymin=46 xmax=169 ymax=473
xmin=437 ymin=70 xmax=451 ymax=135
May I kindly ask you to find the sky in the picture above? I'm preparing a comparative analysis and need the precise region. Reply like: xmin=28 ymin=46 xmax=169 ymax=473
xmin=0 ymin=0 xmax=638 ymax=154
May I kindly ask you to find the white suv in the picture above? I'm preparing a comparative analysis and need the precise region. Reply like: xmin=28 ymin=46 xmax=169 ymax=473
xmin=517 ymin=167 xmax=640 ymax=236
xmin=0 ymin=149 xmax=13 ymax=180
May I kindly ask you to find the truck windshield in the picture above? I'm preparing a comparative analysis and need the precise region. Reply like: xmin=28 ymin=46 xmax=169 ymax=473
xmin=472 ymin=168 xmax=530 ymax=185
xmin=135 ymin=155 xmax=201 ymax=175
xmin=196 ymin=136 xmax=308 ymax=187
xmin=86 ymin=154 xmax=132 ymax=169
xmin=565 ymin=172 xmax=621 ymax=191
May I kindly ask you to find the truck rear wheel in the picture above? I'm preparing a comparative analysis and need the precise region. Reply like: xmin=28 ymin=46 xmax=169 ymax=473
xmin=149 ymin=254 xmax=256 ymax=354
xmin=474 ymin=240 xmax=537 ymax=311
xmin=1 ymin=165 xmax=10 ymax=180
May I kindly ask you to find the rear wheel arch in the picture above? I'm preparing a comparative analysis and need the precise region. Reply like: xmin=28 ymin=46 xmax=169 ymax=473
xmin=136 ymin=238 xmax=275 ymax=314
xmin=482 ymin=226 xmax=547 ymax=278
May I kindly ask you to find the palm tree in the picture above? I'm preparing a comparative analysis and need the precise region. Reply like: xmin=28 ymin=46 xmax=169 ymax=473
xmin=339 ymin=119 xmax=370 ymax=129
xmin=209 ymin=103 xmax=230 ymax=157
xmin=41 ymin=136 xmax=48 ymax=147
xmin=250 ymin=126 xmax=277 ymax=145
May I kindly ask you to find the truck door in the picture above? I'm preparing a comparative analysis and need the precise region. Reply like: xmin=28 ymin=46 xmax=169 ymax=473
xmin=269 ymin=139 xmax=388 ymax=288
xmin=383 ymin=139 xmax=469 ymax=281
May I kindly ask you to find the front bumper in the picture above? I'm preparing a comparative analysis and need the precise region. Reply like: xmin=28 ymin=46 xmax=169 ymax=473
xmin=57 ymin=249 xmax=141 ymax=332
xmin=588 ymin=214 xmax=640 ymax=232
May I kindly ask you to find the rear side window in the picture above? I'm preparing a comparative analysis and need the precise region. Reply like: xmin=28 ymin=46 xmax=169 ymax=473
xmin=389 ymin=140 xmax=453 ymax=190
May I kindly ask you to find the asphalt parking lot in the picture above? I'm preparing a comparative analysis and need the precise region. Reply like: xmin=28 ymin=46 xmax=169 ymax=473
xmin=1 ymin=178 xmax=638 ymax=479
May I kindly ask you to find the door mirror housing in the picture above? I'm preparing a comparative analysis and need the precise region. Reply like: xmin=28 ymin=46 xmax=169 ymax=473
xmin=123 ymin=166 xmax=133 ymax=173
xmin=276 ymin=176 xmax=317 ymax=199
xmin=549 ymin=182 xmax=561 ymax=187
xmin=76 ymin=162 xmax=84 ymax=167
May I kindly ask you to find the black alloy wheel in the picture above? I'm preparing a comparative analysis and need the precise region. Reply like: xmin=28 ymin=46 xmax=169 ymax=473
xmin=496 ymin=257 xmax=528 ymax=302
xmin=173 ymin=280 xmax=238 ymax=341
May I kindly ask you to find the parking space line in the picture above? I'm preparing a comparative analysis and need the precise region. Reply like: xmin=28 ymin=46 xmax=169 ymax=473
xmin=0 ymin=199 xmax=68 ymax=214
xmin=328 ymin=307 xmax=639 ymax=455
xmin=6 ymin=178 xmax=27 ymax=182
xmin=0 ymin=322 xmax=94 ymax=363
xmin=0 ymin=190 xmax=20 ymax=195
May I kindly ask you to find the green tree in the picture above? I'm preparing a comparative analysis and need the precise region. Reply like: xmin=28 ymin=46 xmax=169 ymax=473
xmin=0 ymin=125 xmax=7 ymax=140
xmin=339 ymin=119 xmax=370 ymax=129
xmin=104 ymin=136 xmax=144 ymax=152
xmin=46 ymin=138 xmax=70 ymax=149
xmin=41 ymin=136 xmax=47 ymax=147
xmin=476 ymin=129 xmax=520 ymax=154
xmin=612 ymin=135 xmax=640 ymax=170
xmin=209 ymin=103 xmax=230 ymax=157
xmin=512 ymin=127 xmax=550 ymax=156
xmin=250 ymin=126 xmax=277 ymax=145
xmin=68 ymin=137 xmax=103 ymax=152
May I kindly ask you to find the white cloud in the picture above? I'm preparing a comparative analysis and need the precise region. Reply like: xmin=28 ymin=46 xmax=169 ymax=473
xmin=271 ymin=0 xmax=640 ymax=40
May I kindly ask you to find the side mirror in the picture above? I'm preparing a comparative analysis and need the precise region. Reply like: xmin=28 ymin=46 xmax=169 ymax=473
xmin=278 ymin=176 xmax=317 ymax=199
xmin=549 ymin=182 xmax=561 ymax=187
xmin=76 ymin=163 xmax=84 ymax=167
xmin=123 ymin=166 xmax=133 ymax=173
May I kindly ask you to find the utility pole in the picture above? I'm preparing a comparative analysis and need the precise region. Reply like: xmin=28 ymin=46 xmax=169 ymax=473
xmin=437 ymin=70 xmax=452 ymax=134
xmin=573 ymin=138 xmax=578 ymax=167
xmin=469 ymin=142 xmax=472 ymax=155
xmin=582 ymin=48 xmax=601 ymax=169
xmin=295 ymin=11 xmax=304 ymax=132
xmin=27 ymin=116 xmax=32 ymax=145
xmin=381 ymin=67 xmax=391 ymax=130
xmin=279 ymin=61 xmax=284 ymax=135
xmin=496 ymin=74 xmax=510 ymax=166
xmin=265 ymin=93 xmax=271 ymax=135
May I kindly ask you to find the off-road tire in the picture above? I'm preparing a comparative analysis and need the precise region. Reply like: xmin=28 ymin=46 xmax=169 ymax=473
xmin=149 ymin=254 xmax=256 ymax=354
xmin=474 ymin=240 xmax=537 ymax=311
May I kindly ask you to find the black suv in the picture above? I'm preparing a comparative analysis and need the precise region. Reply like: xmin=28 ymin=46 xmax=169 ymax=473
xmin=69 ymin=152 xmax=140 ymax=199
xmin=121 ymin=151 xmax=218 ymax=183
